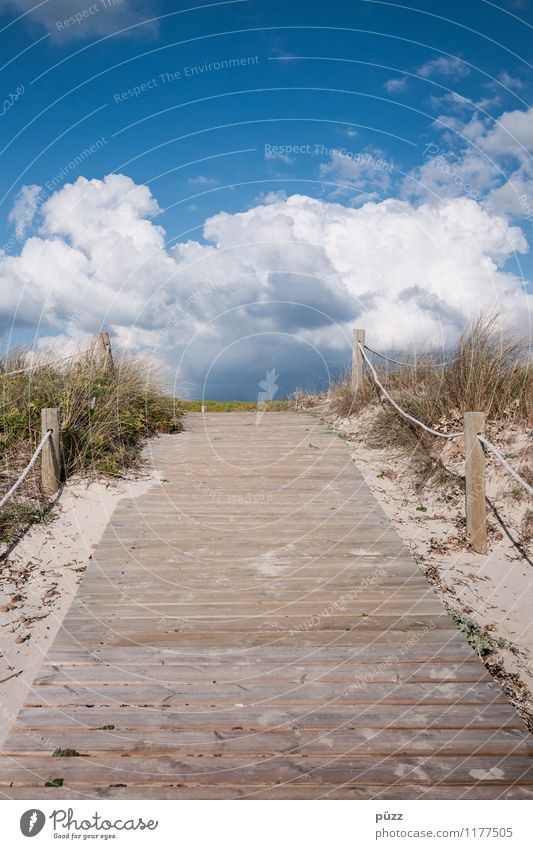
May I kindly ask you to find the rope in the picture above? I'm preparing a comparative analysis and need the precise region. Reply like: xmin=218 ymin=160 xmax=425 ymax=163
xmin=0 ymin=431 xmax=52 ymax=510
xmin=359 ymin=344 xmax=462 ymax=440
xmin=364 ymin=344 xmax=457 ymax=368
xmin=478 ymin=435 xmax=533 ymax=497
xmin=1 ymin=352 xmax=80 ymax=377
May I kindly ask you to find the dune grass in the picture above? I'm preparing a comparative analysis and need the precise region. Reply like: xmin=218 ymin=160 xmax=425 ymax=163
xmin=330 ymin=314 xmax=531 ymax=432
xmin=181 ymin=400 xmax=290 ymax=412
xmin=324 ymin=314 xmax=532 ymax=486
xmin=0 ymin=349 xmax=182 ymax=544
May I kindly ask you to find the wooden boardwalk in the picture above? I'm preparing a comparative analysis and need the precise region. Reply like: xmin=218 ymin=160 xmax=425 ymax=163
xmin=1 ymin=412 xmax=531 ymax=799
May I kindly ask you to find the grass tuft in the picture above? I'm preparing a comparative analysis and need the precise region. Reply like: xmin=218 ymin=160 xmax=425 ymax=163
xmin=180 ymin=400 xmax=289 ymax=412
xmin=448 ymin=611 xmax=506 ymax=657
xmin=1 ymin=349 xmax=182 ymax=543
xmin=53 ymin=748 xmax=80 ymax=758
xmin=330 ymin=314 xmax=530 ymax=451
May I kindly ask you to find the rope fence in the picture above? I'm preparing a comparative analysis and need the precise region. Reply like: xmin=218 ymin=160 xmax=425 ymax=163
xmin=1 ymin=327 xmax=530 ymax=558
xmin=364 ymin=344 xmax=457 ymax=368
xmin=359 ymin=343 xmax=462 ymax=440
xmin=478 ymin=435 xmax=533 ymax=497
xmin=352 ymin=328 xmax=532 ymax=555
xmin=0 ymin=332 xmax=116 ymax=516
xmin=0 ymin=430 xmax=52 ymax=510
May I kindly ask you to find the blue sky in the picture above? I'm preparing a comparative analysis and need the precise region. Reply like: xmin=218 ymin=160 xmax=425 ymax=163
xmin=1 ymin=0 xmax=532 ymax=398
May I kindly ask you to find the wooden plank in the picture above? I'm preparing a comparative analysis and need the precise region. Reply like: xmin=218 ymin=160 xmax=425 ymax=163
xmin=35 ymin=661 xmax=487 ymax=685
xmin=0 ymin=755 xmax=531 ymax=786
xmin=48 ymin=628 xmax=467 ymax=650
xmin=23 ymin=681 xmax=506 ymax=707
xmin=59 ymin=614 xmax=455 ymax=631
xmin=45 ymin=642 xmax=478 ymax=664
xmin=12 ymin=703 xmax=526 ymax=731
xmin=3 ymin=784 xmax=532 ymax=801
xmin=6 ymin=727 xmax=531 ymax=757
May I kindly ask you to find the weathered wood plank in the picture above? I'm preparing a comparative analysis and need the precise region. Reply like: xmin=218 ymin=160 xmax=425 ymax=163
xmin=23 ymin=681 xmax=505 ymax=707
xmin=4 ymin=784 xmax=532 ymax=801
xmin=34 ymin=661 xmax=487 ymax=685
xmin=12 ymin=703 xmax=526 ymax=731
xmin=6 ymin=727 xmax=531 ymax=757
xmin=0 ymin=755 xmax=531 ymax=786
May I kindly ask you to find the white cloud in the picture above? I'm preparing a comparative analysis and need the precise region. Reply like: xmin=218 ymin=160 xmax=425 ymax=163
xmin=8 ymin=184 xmax=42 ymax=239
xmin=253 ymin=189 xmax=288 ymax=205
xmin=5 ymin=0 xmax=158 ymax=40
xmin=187 ymin=175 xmax=218 ymax=186
xmin=422 ymin=103 xmax=533 ymax=223
xmin=1 ymin=176 xmax=530 ymax=396
xmin=504 ymin=1 xmax=529 ymax=10
xmin=320 ymin=149 xmax=394 ymax=199
xmin=487 ymin=163 xmax=533 ymax=216
xmin=433 ymin=114 xmax=464 ymax=133
xmin=417 ymin=56 xmax=470 ymax=79
xmin=384 ymin=77 xmax=408 ymax=94
xmin=264 ymin=149 xmax=294 ymax=164
xmin=461 ymin=105 xmax=533 ymax=160
xmin=428 ymin=92 xmax=501 ymax=114
xmin=404 ymin=152 xmax=501 ymax=205
xmin=497 ymin=71 xmax=526 ymax=90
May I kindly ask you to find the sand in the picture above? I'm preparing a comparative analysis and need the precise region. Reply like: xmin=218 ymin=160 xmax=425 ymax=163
xmin=329 ymin=407 xmax=533 ymax=727
xmin=0 ymin=474 xmax=155 ymax=747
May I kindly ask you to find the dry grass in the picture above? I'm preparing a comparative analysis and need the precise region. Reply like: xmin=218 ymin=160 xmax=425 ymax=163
xmin=328 ymin=369 xmax=377 ymax=418
xmin=330 ymin=315 xmax=531 ymax=445
xmin=321 ymin=314 xmax=531 ymax=486
xmin=291 ymin=386 xmax=328 ymax=411
xmin=521 ymin=510 xmax=533 ymax=548
xmin=0 ymin=349 xmax=182 ymax=543
xmin=181 ymin=400 xmax=289 ymax=412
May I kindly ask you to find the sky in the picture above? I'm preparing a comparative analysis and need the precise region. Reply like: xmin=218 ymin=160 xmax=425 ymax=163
xmin=0 ymin=0 xmax=532 ymax=399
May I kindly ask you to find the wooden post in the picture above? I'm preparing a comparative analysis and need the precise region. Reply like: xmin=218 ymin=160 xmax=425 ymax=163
xmin=464 ymin=412 xmax=487 ymax=555
xmin=96 ymin=331 xmax=114 ymax=375
xmin=41 ymin=408 xmax=61 ymax=497
xmin=351 ymin=328 xmax=365 ymax=395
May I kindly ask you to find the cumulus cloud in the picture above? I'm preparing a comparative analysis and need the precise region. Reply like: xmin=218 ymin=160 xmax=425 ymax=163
xmin=418 ymin=103 xmax=533 ymax=219
xmin=496 ymin=71 xmax=526 ymax=90
xmin=487 ymin=164 xmax=533 ymax=216
xmin=187 ymin=175 xmax=218 ymax=186
xmin=385 ymin=56 xmax=470 ymax=98
xmin=4 ymin=0 xmax=158 ymax=41
xmin=320 ymin=149 xmax=394 ymax=200
xmin=8 ymin=184 xmax=42 ymax=239
xmin=264 ymin=149 xmax=294 ymax=164
xmin=417 ymin=55 xmax=470 ymax=79
xmin=428 ymin=92 xmax=501 ymax=115
xmin=404 ymin=151 xmax=501 ymax=205
xmin=460 ymin=105 xmax=533 ymax=160
xmin=384 ymin=77 xmax=408 ymax=94
xmin=1 ymin=175 xmax=530 ymax=397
